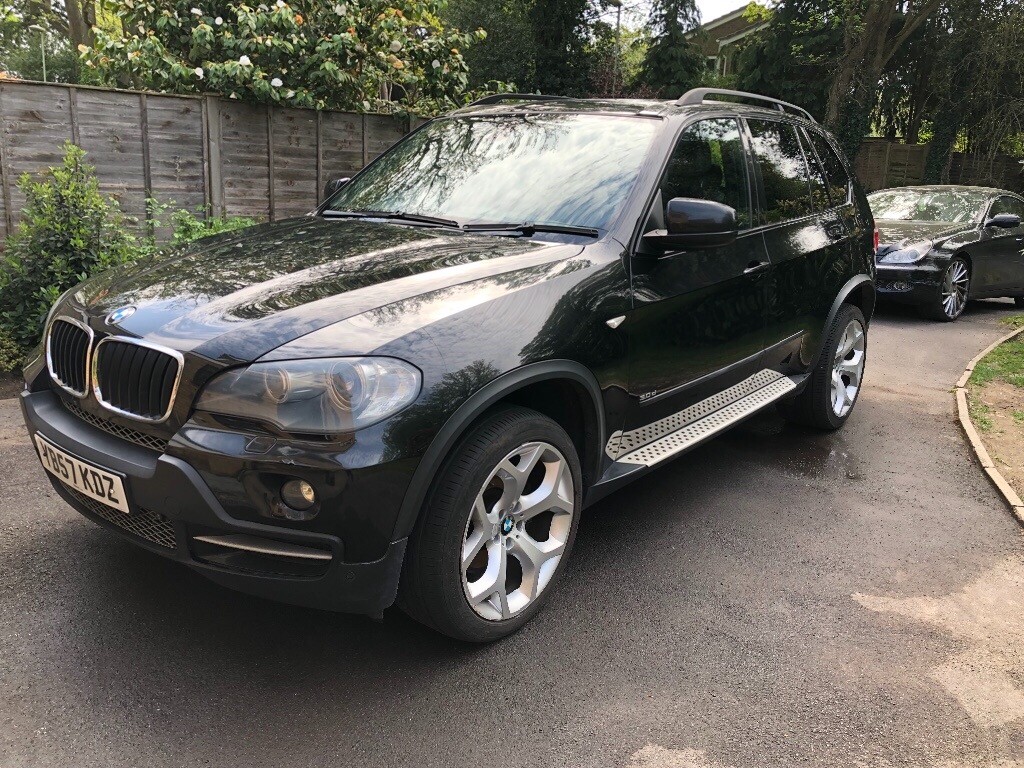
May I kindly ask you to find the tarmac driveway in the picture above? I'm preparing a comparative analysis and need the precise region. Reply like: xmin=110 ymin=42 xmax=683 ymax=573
xmin=1 ymin=300 xmax=1022 ymax=768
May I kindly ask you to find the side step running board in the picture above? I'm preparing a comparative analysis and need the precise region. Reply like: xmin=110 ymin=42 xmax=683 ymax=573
xmin=610 ymin=371 xmax=797 ymax=468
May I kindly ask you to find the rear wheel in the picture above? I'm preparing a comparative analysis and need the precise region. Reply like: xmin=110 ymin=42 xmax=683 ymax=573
xmin=920 ymin=257 xmax=970 ymax=321
xmin=399 ymin=406 xmax=582 ymax=642
xmin=1015 ymin=297 xmax=1024 ymax=308
xmin=778 ymin=303 xmax=867 ymax=431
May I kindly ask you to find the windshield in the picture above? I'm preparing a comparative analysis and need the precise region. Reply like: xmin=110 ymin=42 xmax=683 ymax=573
xmin=324 ymin=114 xmax=660 ymax=231
xmin=868 ymin=188 xmax=989 ymax=224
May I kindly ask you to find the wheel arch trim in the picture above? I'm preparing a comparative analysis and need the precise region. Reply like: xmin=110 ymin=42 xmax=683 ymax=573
xmin=808 ymin=274 xmax=875 ymax=370
xmin=391 ymin=360 xmax=607 ymax=541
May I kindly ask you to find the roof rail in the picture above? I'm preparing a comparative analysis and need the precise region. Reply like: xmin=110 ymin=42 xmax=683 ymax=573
xmin=676 ymin=88 xmax=816 ymax=123
xmin=465 ymin=93 xmax=572 ymax=108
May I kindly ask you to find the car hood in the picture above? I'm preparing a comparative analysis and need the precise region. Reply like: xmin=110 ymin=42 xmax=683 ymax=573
xmin=68 ymin=217 xmax=582 ymax=363
xmin=875 ymin=219 xmax=970 ymax=249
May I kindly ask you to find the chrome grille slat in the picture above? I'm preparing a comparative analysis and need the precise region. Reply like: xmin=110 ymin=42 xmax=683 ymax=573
xmin=46 ymin=319 xmax=93 ymax=397
xmin=94 ymin=337 xmax=182 ymax=423
xmin=66 ymin=487 xmax=177 ymax=550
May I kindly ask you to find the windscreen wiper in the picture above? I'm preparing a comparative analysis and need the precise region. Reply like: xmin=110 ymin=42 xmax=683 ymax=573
xmin=462 ymin=222 xmax=601 ymax=238
xmin=322 ymin=209 xmax=460 ymax=228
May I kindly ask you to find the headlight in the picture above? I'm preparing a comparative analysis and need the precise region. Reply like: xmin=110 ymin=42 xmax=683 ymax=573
xmin=878 ymin=240 xmax=932 ymax=264
xmin=195 ymin=357 xmax=421 ymax=434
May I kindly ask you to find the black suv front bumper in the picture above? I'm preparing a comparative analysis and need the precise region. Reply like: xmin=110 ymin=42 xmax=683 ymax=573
xmin=21 ymin=390 xmax=407 ymax=615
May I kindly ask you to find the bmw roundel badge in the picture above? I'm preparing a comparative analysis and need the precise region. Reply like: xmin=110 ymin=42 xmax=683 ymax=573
xmin=106 ymin=306 xmax=137 ymax=325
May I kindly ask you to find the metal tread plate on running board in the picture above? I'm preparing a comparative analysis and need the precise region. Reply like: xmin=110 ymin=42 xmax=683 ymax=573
xmin=606 ymin=368 xmax=784 ymax=459
xmin=615 ymin=376 xmax=796 ymax=467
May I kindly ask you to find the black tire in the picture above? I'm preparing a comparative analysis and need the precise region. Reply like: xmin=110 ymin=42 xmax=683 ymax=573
xmin=398 ymin=406 xmax=583 ymax=642
xmin=777 ymin=304 xmax=867 ymax=431
xmin=1015 ymin=297 xmax=1024 ymax=308
xmin=919 ymin=256 xmax=970 ymax=322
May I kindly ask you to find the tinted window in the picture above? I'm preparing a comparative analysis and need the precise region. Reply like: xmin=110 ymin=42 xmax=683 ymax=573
xmin=746 ymin=120 xmax=813 ymax=224
xmin=806 ymin=129 xmax=851 ymax=205
xmin=799 ymin=130 xmax=832 ymax=212
xmin=990 ymin=196 xmax=1024 ymax=219
xmin=660 ymin=118 xmax=751 ymax=229
xmin=326 ymin=114 xmax=659 ymax=230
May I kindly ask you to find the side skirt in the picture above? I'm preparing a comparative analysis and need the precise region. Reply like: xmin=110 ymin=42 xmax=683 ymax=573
xmin=584 ymin=370 xmax=800 ymax=507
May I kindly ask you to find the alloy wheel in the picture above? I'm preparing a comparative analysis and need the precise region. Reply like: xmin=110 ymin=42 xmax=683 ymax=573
xmin=941 ymin=260 xmax=970 ymax=319
xmin=461 ymin=441 xmax=575 ymax=621
xmin=831 ymin=319 xmax=866 ymax=417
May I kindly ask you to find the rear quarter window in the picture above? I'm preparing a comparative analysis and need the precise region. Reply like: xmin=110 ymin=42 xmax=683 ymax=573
xmin=805 ymin=129 xmax=852 ymax=206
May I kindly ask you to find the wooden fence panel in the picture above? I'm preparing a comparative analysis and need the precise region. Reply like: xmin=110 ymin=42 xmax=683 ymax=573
xmin=0 ymin=83 xmax=75 ymax=240
xmin=0 ymin=81 xmax=411 ymax=242
xmin=271 ymin=106 xmax=319 ymax=219
xmin=75 ymin=88 xmax=148 ymax=226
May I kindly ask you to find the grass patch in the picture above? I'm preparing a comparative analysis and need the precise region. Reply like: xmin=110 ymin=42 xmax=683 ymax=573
xmin=968 ymin=336 xmax=1024 ymax=388
xmin=1013 ymin=409 xmax=1024 ymax=425
xmin=968 ymin=395 xmax=995 ymax=432
xmin=999 ymin=315 xmax=1024 ymax=329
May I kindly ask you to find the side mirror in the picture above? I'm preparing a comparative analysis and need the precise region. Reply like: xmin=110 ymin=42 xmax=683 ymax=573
xmin=323 ymin=177 xmax=351 ymax=200
xmin=642 ymin=198 xmax=738 ymax=251
xmin=985 ymin=213 xmax=1021 ymax=229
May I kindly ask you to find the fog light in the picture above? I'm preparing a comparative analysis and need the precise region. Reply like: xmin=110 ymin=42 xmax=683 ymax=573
xmin=281 ymin=479 xmax=316 ymax=511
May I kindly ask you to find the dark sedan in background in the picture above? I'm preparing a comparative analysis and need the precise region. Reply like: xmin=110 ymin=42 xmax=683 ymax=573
xmin=870 ymin=185 xmax=1024 ymax=320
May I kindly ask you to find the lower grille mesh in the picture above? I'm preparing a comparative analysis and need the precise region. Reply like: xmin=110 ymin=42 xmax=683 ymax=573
xmin=60 ymin=398 xmax=169 ymax=453
xmin=66 ymin=487 xmax=177 ymax=550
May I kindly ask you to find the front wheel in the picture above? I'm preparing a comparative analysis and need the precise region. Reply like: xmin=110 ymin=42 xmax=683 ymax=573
xmin=920 ymin=257 xmax=970 ymax=321
xmin=778 ymin=304 xmax=868 ymax=431
xmin=399 ymin=406 xmax=582 ymax=642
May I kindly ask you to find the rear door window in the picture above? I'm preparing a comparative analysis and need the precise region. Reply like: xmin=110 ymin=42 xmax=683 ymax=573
xmin=805 ymin=129 xmax=852 ymax=205
xmin=660 ymin=118 xmax=752 ymax=229
xmin=746 ymin=119 xmax=814 ymax=224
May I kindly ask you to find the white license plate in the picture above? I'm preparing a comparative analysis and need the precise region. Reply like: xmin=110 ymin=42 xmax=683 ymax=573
xmin=34 ymin=434 xmax=130 ymax=514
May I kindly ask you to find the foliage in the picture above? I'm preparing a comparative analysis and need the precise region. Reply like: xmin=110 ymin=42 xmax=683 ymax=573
xmin=441 ymin=0 xmax=533 ymax=90
xmin=588 ymin=21 xmax=651 ymax=97
xmin=969 ymin=336 xmax=1024 ymax=389
xmin=530 ymin=0 xmax=596 ymax=95
xmin=734 ymin=0 xmax=837 ymax=121
xmin=0 ymin=326 xmax=22 ymax=372
xmin=0 ymin=143 xmax=136 ymax=358
xmin=636 ymin=0 xmax=704 ymax=99
xmin=167 ymin=208 xmax=259 ymax=245
xmin=82 ymin=0 xmax=490 ymax=115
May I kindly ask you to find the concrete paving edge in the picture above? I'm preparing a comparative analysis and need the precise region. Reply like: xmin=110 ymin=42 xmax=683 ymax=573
xmin=954 ymin=324 xmax=1024 ymax=526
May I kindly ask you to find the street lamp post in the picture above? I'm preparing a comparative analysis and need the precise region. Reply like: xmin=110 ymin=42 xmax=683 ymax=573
xmin=27 ymin=24 xmax=46 ymax=82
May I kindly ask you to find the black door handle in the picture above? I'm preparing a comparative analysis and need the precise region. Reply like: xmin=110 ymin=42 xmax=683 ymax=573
xmin=744 ymin=260 xmax=770 ymax=274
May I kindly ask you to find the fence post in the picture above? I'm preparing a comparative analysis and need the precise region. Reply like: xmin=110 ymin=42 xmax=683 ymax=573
xmin=139 ymin=92 xmax=153 ymax=236
xmin=0 ymin=85 xmax=13 ymax=237
xmin=266 ymin=104 xmax=276 ymax=221
xmin=205 ymin=95 xmax=224 ymax=218
xmin=315 ymin=110 xmax=323 ymax=204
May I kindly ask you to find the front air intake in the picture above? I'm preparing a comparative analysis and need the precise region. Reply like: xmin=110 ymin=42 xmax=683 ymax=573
xmin=94 ymin=337 xmax=182 ymax=422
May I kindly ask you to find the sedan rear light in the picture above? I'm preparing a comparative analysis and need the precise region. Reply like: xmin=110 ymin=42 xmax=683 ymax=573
xmin=873 ymin=227 xmax=880 ymax=252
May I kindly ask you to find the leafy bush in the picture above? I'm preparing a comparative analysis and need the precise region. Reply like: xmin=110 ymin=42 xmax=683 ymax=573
xmin=0 ymin=326 xmax=22 ymax=373
xmin=169 ymin=208 xmax=258 ymax=245
xmin=0 ymin=142 xmax=136 ymax=361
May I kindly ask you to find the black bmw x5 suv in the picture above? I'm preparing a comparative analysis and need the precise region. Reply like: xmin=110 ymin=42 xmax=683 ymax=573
xmin=21 ymin=89 xmax=875 ymax=641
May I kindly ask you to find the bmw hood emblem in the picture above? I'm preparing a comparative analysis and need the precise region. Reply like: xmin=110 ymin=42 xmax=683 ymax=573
xmin=106 ymin=306 xmax=136 ymax=325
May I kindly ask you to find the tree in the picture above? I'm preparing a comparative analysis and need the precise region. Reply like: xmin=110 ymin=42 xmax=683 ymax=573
xmin=636 ymin=0 xmax=704 ymax=99
xmin=735 ymin=0 xmax=839 ymax=120
xmin=531 ymin=0 xmax=595 ymax=95
xmin=823 ymin=0 xmax=942 ymax=159
xmin=442 ymin=0 xmax=534 ymax=90
xmin=82 ymin=0 xmax=488 ymax=115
